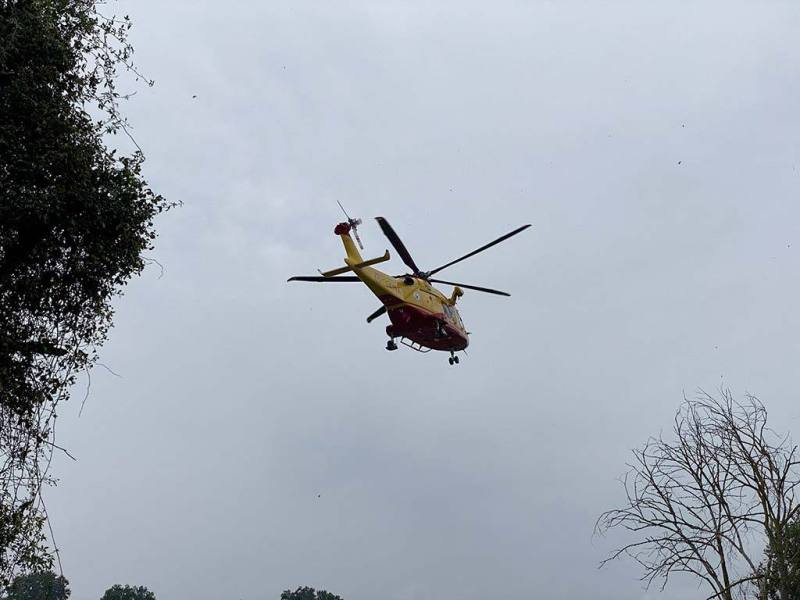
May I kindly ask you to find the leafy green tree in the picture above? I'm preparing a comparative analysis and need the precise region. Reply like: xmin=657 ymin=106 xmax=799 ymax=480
xmin=99 ymin=585 xmax=155 ymax=600
xmin=280 ymin=587 xmax=343 ymax=600
xmin=760 ymin=520 xmax=800 ymax=599
xmin=4 ymin=572 xmax=69 ymax=600
xmin=1 ymin=0 xmax=169 ymax=586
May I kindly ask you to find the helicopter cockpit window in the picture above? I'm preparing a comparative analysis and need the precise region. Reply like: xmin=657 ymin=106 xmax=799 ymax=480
xmin=443 ymin=304 xmax=455 ymax=321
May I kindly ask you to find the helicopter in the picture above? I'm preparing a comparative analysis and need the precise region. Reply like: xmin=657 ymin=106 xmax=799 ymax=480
xmin=288 ymin=204 xmax=530 ymax=365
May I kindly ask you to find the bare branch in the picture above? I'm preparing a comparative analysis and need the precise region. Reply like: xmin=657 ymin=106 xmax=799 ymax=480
xmin=597 ymin=390 xmax=799 ymax=600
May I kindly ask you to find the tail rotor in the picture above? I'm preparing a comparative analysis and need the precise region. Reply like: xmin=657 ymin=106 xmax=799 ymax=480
xmin=337 ymin=200 xmax=364 ymax=250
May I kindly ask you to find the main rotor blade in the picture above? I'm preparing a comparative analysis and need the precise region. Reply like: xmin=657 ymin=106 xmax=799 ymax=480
xmin=287 ymin=276 xmax=361 ymax=282
xmin=428 ymin=278 xmax=511 ymax=296
xmin=427 ymin=224 xmax=532 ymax=276
xmin=366 ymin=305 xmax=387 ymax=323
xmin=375 ymin=217 xmax=421 ymax=274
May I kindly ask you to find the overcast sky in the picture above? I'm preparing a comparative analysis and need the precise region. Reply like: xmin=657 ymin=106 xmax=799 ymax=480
xmin=47 ymin=2 xmax=800 ymax=599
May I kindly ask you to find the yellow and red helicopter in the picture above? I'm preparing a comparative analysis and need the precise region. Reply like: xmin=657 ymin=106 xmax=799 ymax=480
xmin=288 ymin=204 xmax=530 ymax=365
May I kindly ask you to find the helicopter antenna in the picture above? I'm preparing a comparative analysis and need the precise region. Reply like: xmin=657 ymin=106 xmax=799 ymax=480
xmin=336 ymin=200 xmax=364 ymax=250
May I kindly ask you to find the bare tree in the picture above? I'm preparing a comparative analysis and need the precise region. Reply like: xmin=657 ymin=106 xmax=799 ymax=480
xmin=596 ymin=390 xmax=800 ymax=600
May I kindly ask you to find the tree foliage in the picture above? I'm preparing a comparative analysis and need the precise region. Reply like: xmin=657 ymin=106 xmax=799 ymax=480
xmin=762 ymin=519 xmax=800 ymax=600
xmin=596 ymin=390 xmax=800 ymax=600
xmin=4 ymin=571 xmax=69 ymax=600
xmin=99 ymin=584 xmax=155 ymax=600
xmin=0 ymin=0 xmax=169 ymax=586
xmin=280 ymin=587 xmax=344 ymax=600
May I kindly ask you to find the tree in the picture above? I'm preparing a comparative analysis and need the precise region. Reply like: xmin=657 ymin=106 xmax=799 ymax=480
xmin=1 ymin=0 xmax=169 ymax=586
xmin=99 ymin=585 xmax=155 ymax=600
xmin=280 ymin=587 xmax=344 ymax=600
xmin=762 ymin=519 xmax=800 ymax=599
xmin=596 ymin=390 xmax=800 ymax=600
xmin=4 ymin=571 xmax=69 ymax=600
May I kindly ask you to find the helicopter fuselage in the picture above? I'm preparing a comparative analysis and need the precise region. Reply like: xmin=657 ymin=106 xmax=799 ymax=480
xmin=336 ymin=224 xmax=469 ymax=352
xmin=360 ymin=267 xmax=469 ymax=352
